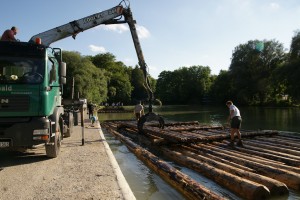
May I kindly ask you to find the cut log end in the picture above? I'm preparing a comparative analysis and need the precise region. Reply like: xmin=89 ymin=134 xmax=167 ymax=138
xmin=250 ymin=185 xmax=270 ymax=200
xmin=269 ymin=184 xmax=289 ymax=196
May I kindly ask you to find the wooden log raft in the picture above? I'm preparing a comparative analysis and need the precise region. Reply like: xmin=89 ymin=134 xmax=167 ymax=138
xmin=104 ymin=127 xmax=224 ymax=200
xmin=175 ymin=147 xmax=288 ymax=196
xmin=212 ymin=142 xmax=300 ymax=174
xmin=118 ymin=121 xmax=278 ymax=144
xmin=252 ymin=137 xmax=300 ymax=151
xmin=242 ymin=140 xmax=300 ymax=157
xmin=161 ymin=148 xmax=271 ymax=200
xmin=277 ymin=133 xmax=300 ymax=140
xmin=191 ymin=143 xmax=300 ymax=190
xmin=219 ymin=141 xmax=300 ymax=167
xmin=181 ymin=145 xmax=256 ymax=172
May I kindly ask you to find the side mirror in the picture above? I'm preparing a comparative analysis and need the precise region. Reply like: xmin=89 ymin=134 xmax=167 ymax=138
xmin=60 ymin=77 xmax=66 ymax=85
xmin=60 ymin=62 xmax=67 ymax=85
xmin=61 ymin=62 xmax=66 ymax=77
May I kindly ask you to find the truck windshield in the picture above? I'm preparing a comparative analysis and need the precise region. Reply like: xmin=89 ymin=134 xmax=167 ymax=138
xmin=0 ymin=57 xmax=44 ymax=84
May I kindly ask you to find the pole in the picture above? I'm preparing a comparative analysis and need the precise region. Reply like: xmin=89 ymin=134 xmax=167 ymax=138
xmin=81 ymin=104 xmax=85 ymax=145
xmin=71 ymin=77 xmax=74 ymax=100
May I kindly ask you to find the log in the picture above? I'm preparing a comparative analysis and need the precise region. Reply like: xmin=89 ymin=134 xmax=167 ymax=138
xmin=191 ymin=143 xmax=300 ymax=190
xmin=187 ymin=130 xmax=221 ymax=137
xmin=275 ymin=136 xmax=300 ymax=145
xmin=221 ymin=141 xmax=300 ymax=167
xmin=161 ymin=148 xmax=271 ymax=200
xmin=243 ymin=140 xmax=300 ymax=157
xmin=149 ymin=121 xmax=200 ymax=127
xmin=105 ymin=127 xmax=224 ymax=200
xmin=216 ymin=141 xmax=285 ymax=165
xmin=175 ymin=148 xmax=288 ymax=196
xmin=212 ymin=142 xmax=300 ymax=174
xmin=166 ymin=125 xmax=224 ymax=132
xmin=181 ymin=145 xmax=256 ymax=173
xmin=277 ymin=134 xmax=300 ymax=140
xmin=178 ymin=131 xmax=211 ymax=139
xmin=253 ymin=137 xmax=300 ymax=151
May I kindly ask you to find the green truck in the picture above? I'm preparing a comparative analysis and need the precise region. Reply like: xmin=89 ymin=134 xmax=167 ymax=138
xmin=0 ymin=1 xmax=164 ymax=158
xmin=0 ymin=41 xmax=73 ymax=158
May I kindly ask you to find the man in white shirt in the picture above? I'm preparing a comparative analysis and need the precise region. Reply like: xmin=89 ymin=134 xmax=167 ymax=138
xmin=226 ymin=100 xmax=243 ymax=147
xmin=134 ymin=101 xmax=144 ymax=121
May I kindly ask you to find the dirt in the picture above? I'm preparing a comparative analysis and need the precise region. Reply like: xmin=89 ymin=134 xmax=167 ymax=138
xmin=0 ymin=120 xmax=129 ymax=200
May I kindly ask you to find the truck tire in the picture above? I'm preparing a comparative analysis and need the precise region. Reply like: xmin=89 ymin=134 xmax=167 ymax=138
xmin=45 ymin=125 xmax=61 ymax=158
xmin=64 ymin=112 xmax=74 ymax=138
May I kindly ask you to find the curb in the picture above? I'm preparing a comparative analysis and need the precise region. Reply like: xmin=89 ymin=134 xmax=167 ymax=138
xmin=96 ymin=120 xmax=136 ymax=200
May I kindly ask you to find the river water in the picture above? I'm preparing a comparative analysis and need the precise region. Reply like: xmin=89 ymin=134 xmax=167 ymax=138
xmin=99 ymin=105 xmax=300 ymax=200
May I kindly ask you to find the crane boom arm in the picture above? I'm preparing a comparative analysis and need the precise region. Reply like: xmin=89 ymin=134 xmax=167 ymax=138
xmin=29 ymin=6 xmax=123 ymax=46
xmin=28 ymin=1 xmax=164 ymax=130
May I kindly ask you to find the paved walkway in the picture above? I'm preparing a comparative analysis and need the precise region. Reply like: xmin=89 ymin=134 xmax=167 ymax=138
xmin=0 ymin=114 xmax=135 ymax=200
xmin=73 ymin=114 xmax=136 ymax=200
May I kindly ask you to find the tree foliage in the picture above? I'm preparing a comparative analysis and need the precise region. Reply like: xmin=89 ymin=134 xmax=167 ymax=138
xmin=90 ymin=53 xmax=132 ymax=104
xmin=209 ymin=70 xmax=232 ymax=103
xmin=156 ymin=66 xmax=212 ymax=104
xmin=60 ymin=30 xmax=300 ymax=106
xmin=274 ymin=31 xmax=300 ymax=104
xmin=62 ymin=51 xmax=107 ymax=104
xmin=289 ymin=30 xmax=300 ymax=60
xmin=229 ymin=39 xmax=286 ymax=105
xmin=131 ymin=66 xmax=148 ymax=102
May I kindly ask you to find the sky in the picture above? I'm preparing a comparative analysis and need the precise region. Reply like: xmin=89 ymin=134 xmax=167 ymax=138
xmin=1 ymin=0 xmax=300 ymax=78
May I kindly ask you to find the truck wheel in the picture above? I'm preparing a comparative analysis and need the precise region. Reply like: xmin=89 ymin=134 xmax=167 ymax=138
xmin=45 ymin=126 xmax=61 ymax=158
xmin=64 ymin=112 xmax=74 ymax=138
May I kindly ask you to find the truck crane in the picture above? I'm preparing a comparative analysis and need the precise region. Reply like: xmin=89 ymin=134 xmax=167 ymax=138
xmin=0 ymin=0 xmax=164 ymax=157
xmin=29 ymin=0 xmax=164 ymax=131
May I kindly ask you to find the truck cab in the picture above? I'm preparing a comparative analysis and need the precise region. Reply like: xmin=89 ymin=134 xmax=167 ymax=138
xmin=0 ymin=41 xmax=69 ymax=157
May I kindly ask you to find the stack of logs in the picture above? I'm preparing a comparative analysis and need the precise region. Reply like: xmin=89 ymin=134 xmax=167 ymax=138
xmin=102 ymin=120 xmax=300 ymax=200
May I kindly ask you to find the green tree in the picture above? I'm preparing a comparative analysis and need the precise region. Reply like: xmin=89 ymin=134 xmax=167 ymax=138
xmin=156 ymin=66 xmax=212 ymax=104
xmin=156 ymin=71 xmax=177 ymax=104
xmin=289 ymin=30 xmax=300 ymax=60
xmin=274 ymin=31 xmax=300 ymax=104
xmin=229 ymin=39 xmax=286 ymax=105
xmin=107 ymin=71 xmax=132 ymax=104
xmin=90 ymin=53 xmax=116 ymax=70
xmin=62 ymin=51 xmax=107 ymax=104
xmin=131 ymin=66 xmax=148 ymax=102
xmin=91 ymin=53 xmax=133 ymax=104
xmin=210 ymin=70 xmax=233 ymax=103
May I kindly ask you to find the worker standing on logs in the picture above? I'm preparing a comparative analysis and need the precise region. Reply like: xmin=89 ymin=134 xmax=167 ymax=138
xmin=134 ymin=101 xmax=144 ymax=121
xmin=226 ymin=100 xmax=243 ymax=147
